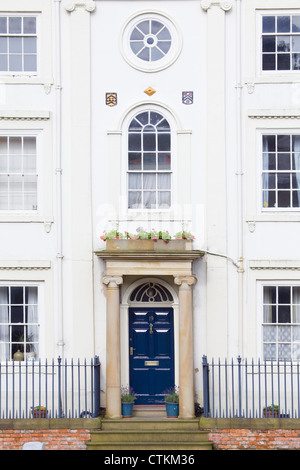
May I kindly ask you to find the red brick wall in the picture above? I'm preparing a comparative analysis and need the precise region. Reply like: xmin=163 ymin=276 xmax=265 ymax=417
xmin=0 ymin=429 xmax=91 ymax=450
xmin=209 ymin=429 xmax=300 ymax=450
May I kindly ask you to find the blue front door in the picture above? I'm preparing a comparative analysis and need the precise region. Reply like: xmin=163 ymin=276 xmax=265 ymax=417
xmin=129 ymin=307 xmax=174 ymax=405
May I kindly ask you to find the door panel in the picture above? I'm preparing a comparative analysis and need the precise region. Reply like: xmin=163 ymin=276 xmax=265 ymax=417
xmin=129 ymin=307 xmax=174 ymax=405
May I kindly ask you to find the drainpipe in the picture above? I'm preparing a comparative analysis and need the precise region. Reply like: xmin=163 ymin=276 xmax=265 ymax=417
xmin=235 ymin=0 xmax=245 ymax=356
xmin=54 ymin=0 xmax=65 ymax=358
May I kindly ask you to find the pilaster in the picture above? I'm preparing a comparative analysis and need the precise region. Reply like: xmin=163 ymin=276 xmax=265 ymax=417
xmin=201 ymin=0 xmax=231 ymax=357
xmin=103 ymin=276 xmax=123 ymax=419
xmin=174 ymin=275 xmax=197 ymax=419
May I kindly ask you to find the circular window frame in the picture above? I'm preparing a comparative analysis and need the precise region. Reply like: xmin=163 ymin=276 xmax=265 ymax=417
xmin=120 ymin=11 xmax=182 ymax=73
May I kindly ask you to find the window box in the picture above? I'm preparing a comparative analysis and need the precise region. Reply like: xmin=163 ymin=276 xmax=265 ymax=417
xmin=106 ymin=238 xmax=193 ymax=251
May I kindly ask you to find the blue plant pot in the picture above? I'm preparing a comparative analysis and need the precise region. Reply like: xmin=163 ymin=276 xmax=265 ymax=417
xmin=121 ymin=402 xmax=134 ymax=417
xmin=165 ymin=402 xmax=179 ymax=418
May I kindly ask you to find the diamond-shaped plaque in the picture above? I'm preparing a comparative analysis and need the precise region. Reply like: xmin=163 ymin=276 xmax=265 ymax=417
xmin=144 ymin=87 xmax=156 ymax=96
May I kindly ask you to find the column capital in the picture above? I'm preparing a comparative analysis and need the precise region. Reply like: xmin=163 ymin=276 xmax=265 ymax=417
xmin=64 ymin=1 xmax=96 ymax=13
xmin=103 ymin=275 xmax=123 ymax=288
xmin=174 ymin=275 xmax=197 ymax=287
xmin=200 ymin=0 xmax=233 ymax=12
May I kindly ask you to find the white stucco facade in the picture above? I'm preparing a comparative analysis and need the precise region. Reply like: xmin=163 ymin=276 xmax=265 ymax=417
xmin=1 ymin=0 xmax=300 ymax=413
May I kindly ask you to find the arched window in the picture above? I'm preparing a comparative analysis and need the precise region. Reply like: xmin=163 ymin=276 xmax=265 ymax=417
xmin=127 ymin=111 xmax=171 ymax=209
xmin=130 ymin=281 xmax=173 ymax=303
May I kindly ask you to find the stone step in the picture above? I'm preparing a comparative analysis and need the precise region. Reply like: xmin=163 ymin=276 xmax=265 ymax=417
xmin=86 ymin=418 xmax=213 ymax=450
xmin=133 ymin=406 xmax=166 ymax=417
xmin=87 ymin=440 xmax=213 ymax=450
xmin=101 ymin=418 xmax=200 ymax=431
xmin=89 ymin=429 xmax=211 ymax=443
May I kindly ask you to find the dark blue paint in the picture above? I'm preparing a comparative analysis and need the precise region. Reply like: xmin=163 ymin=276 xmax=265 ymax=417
xmin=129 ymin=307 xmax=174 ymax=405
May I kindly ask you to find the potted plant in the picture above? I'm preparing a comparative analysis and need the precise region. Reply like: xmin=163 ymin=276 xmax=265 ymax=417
xmin=30 ymin=406 xmax=47 ymax=418
xmin=164 ymin=386 xmax=179 ymax=418
xmin=263 ymin=404 xmax=279 ymax=418
xmin=121 ymin=386 xmax=136 ymax=417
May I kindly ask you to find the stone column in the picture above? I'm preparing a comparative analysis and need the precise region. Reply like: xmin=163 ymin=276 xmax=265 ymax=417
xmin=174 ymin=275 xmax=197 ymax=419
xmin=103 ymin=276 xmax=123 ymax=419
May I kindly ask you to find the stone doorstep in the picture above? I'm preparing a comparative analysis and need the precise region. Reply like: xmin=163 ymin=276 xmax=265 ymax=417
xmin=87 ymin=417 xmax=214 ymax=450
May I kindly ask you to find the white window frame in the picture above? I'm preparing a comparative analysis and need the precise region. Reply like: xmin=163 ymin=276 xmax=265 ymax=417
xmin=244 ymin=0 xmax=300 ymax=85
xmin=121 ymin=104 xmax=177 ymax=218
xmin=0 ymin=0 xmax=52 ymax=85
xmin=259 ymin=281 xmax=300 ymax=362
xmin=0 ymin=13 xmax=39 ymax=76
xmin=259 ymin=130 xmax=300 ymax=213
xmin=0 ymin=114 xmax=53 ymax=224
xmin=0 ymin=280 xmax=42 ymax=363
xmin=259 ymin=10 xmax=300 ymax=75
xmin=0 ymin=130 xmax=40 ymax=213
xmin=127 ymin=110 xmax=173 ymax=211
xmin=120 ymin=11 xmax=182 ymax=73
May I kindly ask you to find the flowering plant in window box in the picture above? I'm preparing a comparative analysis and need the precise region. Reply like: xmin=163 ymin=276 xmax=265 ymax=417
xmin=174 ymin=230 xmax=195 ymax=240
xmin=100 ymin=230 xmax=124 ymax=241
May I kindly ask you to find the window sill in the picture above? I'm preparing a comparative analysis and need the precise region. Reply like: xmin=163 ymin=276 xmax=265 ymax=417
xmin=247 ymin=213 xmax=300 ymax=223
xmin=0 ymin=214 xmax=53 ymax=224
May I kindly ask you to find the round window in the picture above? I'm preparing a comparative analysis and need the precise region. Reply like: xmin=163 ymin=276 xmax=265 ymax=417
xmin=129 ymin=19 xmax=172 ymax=62
xmin=121 ymin=12 xmax=182 ymax=72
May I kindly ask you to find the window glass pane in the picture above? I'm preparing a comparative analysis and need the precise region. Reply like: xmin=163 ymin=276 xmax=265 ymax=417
xmin=263 ymin=36 xmax=275 ymax=52
xmin=128 ymin=191 xmax=141 ymax=208
xmin=144 ymin=191 xmax=155 ymax=208
xmin=11 ymin=306 xmax=23 ymax=323
xmin=277 ymin=36 xmax=290 ymax=52
xmin=263 ymin=54 xmax=275 ymax=70
xmin=0 ymin=55 xmax=8 ymax=71
xmin=264 ymin=305 xmax=276 ymax=323
xmin=157 ymin=41 xmax=171 ymax=54
xmin=136 ymin=20 xmax=149 ymax=35
xmin=130 ymin=42 xmax=144 ymax=55
xmin=143 ymin=133 xmax=156 ymax=151
xmin=23 ymin=17 xmax=36 ymax=34
xmin=292 ymin=53 xmax=300 ymax=69
xmin=9 ymin=17 xmax=21 ymax=34
xmin=128 ymin=153 xmax=141 ymax=170
xmin=158 ymin=134 xmax=170 ymax=151
xmin=0 ymin=37 xmax=7 ymax=53
xmin=158 ymin=192 xmax=170 ymax=207
xmin=263 ymin=153 xmax=276 ymax=170
xmin=9 ymin=54 xmax=22 ymax=71
xmin=137 ymin=47 xmax=149 ymax=61
xmin=158 ymin=153 xmax=171 ymax=170
xmin=11 ymin=286 xmax=23 ymax=304
xmin=135 ymin=112 xmax=149 ymax=126
xmin=264 ymin=286 xmax=276 ymax=304
xmin=264 ymin=343 xmax=276 ymax=360
xmin=277 ymin=54 xmax=290 ymax=70
xmin=277 ymin=16 xmax=290 ymax=33
xmin=0 ymin=17 xmax=7 ymax=34
xmin=278 ymin=305 xmax=291 ymax=323
xmin=278 ymin=153 xmax=291 ymax=170
xmin=24 ymin=37 xmax=36 ymax=53
xmin=143 ymin=153 xmax=156 ymax=170
xmin=263 ymin=16 xmax=275 ymax=33
xmin=129 ymin=133 xmax=141 ymax=151
xmin=128 ymin=173 xmax=141 ymax=189
xmin=157 ymin=27 xmax=171 ymax=40
xmin=24 ymin=54 xmax=36 ymax=71
xmin=278 ymin=343 xmax=291 ymax=360
xmin=263 ymin=325 xmax=276 ymax=341
xmin=0 ymin=136 xmax=7 ymax=154
xmin=292 ymin=36 xmax=300 ymax=52
xmin=9 ymin=37 xmax=22 ymax=53
xmin=143 ymin=173 xmax=156 ymax=189
xmin=278 ymin=191 xmax=290 ymax=207
xmin=150 ymin=47 xmax=164 ymax=61
xmin=158 ymin=173 xmax=170 ymax=189
xmin=292 ymin=16 xmax=300 ymax=32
